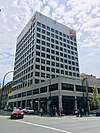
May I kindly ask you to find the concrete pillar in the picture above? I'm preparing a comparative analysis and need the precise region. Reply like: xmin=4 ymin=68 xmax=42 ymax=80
xmin=58 ymin=81 xmax=62 ymax=108
xmin=25 ymin=100 xmax=27 ymax=107
xmin=16 ymin=101 xmax=18 ymax=108
xmin=74 ymin=85 xmax=77 ymax=109
xmin=20 ymin=101 xmax=22 ymax=107
xmin=75 ymin=96 xmax=77 ymax=109
xmin=58 ymin=95 xmax=62 ymax=108
xmin=47 ymin=85 xmax=49 ymax=113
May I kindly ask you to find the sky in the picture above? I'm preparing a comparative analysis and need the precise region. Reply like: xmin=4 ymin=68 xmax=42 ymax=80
xmin=0 ymin=0 xmax=100 ymax=85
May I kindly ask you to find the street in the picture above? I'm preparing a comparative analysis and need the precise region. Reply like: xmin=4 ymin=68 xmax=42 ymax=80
xmin=0 ymin=112 xmax=100 ymax=133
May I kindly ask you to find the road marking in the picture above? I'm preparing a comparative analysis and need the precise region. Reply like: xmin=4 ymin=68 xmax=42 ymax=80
xmin=16 ymin=120 xmax=72 ymax=133
xmin=0 ymin=115 xmax=9 ymax=118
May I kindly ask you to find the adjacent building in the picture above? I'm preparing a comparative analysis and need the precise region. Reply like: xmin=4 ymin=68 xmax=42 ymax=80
xmin=8 ymin=12 xmax=100 ymax=114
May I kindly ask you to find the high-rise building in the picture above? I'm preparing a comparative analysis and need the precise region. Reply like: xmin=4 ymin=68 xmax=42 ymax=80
xmin=13 ymin=12 xmax=79 ymax=91
xmin=9 ymin=12 xmax=100 ymax=114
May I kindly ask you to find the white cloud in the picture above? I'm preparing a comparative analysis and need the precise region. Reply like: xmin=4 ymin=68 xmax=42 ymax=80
xmin=41 ymin=6 xmax=50 ymax=16
xmin=0 ymin=0 xmax=100 ymax=83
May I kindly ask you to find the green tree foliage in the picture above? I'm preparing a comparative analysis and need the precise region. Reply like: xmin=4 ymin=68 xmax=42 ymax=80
xmin=92 ymin=86 xmax=99 ymax=109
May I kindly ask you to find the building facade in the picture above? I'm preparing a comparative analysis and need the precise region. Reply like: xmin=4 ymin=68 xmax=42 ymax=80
xmin=8 ymin=12 xmax=100 ymax=114
xmin=2 ymin=81 xmax=13 ymax=107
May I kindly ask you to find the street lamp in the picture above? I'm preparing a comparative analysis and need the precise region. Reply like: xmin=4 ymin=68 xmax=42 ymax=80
xmin=0 ymin=71 xmax=14 ymax=108
xmin=81 ymin=74 xmax=90 ymax=116
xmin=81 ymin=78 xmax=86 ymax=115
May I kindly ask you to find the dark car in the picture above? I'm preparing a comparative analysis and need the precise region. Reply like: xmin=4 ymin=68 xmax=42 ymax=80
xmin=11 ymin=109 xmax=24 ymax=119
xmin=96 ymin=110 xmax=100 ymax=117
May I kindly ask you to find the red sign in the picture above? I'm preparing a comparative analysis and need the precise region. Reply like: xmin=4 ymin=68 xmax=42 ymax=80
xmin=69 ymin=30 xmax=76 ymax=39
xmin=31 ymin=15 xmax=36 ymax=25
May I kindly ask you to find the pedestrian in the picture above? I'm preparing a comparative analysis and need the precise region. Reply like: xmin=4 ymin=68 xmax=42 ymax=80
xmin=40 ymin=108 xmax=43 ymax=117
xmin=57 ymin=108 xmax=61 ymax=117
xmin=80 ymin=108 xmax=83 ymax=117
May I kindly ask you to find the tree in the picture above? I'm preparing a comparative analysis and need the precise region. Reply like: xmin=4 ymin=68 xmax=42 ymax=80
xmin=92 ymin=86 xmax=99 ymax=109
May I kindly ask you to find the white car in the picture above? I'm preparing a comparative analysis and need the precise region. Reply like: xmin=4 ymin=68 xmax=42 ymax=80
xmin=23 ymin=107 xmax=34 ymax=114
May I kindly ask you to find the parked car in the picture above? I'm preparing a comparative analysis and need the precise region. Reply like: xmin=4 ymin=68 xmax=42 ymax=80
xmin=23 ymin=107 xmax=34 ymax=114
xmin=11 ymin=109 xmax=24 ymax=119
xmin=96 ymin=110 xmax=100 ymax=117
xmin=90 ymin=110 xmax=97 ymax=114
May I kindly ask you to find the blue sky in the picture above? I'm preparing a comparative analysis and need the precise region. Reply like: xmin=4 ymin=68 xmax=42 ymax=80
xmin=0 ymin=0 xmax=100 ymax=85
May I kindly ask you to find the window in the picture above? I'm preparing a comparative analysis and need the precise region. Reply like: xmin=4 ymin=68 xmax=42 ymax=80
xmin=22 ymin=92 xmax=26 ymax=97
xmin=59 ymin=32 xmax=62 ymax=36
xmin=61 ymin=64 xmax=64 ymax=68
xmin=56 ymin=69 xmax=59 ymax=73
xmin=42 ymin=35 xmax=45 ymax=40
xmin=52 ymin=75 xmax=55 ymax=78
xmin=65 ymin=65 xmax=68 ymax=69
xmin=69 ymin=72 xmax=72 ymax=76
xmin=60 ymin=52 xmax=63 ymax=57
xmin=56 ymin=46 xmax=59 ymax=50
xmin=47 ymin=48 xmax=50 ymax=53
xmin=27 ymin=90 xmax=32 ymax=96
xmin=40 ymin=86 xmax=47 ymax=93
xmin=76 ymin=85 xmax=82 ymax=92
xmin=55 ymin=30 xmax=58 ymax=34
xmin=46 ymin=67 xmax=50 ymax=71
xmin=65 ymin=71 xmax=68 ymax=75
xmin=36 ymin=39 xmax=40 ymax=44
xmin=33 ymin=88 xmax=39 ymax=94
xmin=35 ymin=64 xmax=40 ymax=69
xmin=60 ymin=58 xmax=63 ymax=62
xmin=56 ymin=51 xmax=59 ymax=55
xmin=46 ymin=60 xmax=50 ymax=65
xmin=47 ymin=31 xmax=50 ymax=36
xmin=63 ymin=33 xmax=66 ymax=37
xmin=51 ymin=49 xmax=55 ymax=54
xmin=51 ymin=68 xmax=55 ymax=72
xmin=51 ymin=55 xmax=55 ymax=60
xmin=49 ymin=83 xmax=58 ymax=91
xmin=51 ymin=33 xmax=54 ymax=37
xmin=51 ymin=28 xmax=54 ymax=32
xmin=42 ymin=41 xmax=45 ymax=45
xmin=56 ymin=57 xmax=59 ymax=61
xmin=60 ymin=47 xmax=63 ymax=51
xmin=62 ymin=83 xmax=74 ymax=91
xmin=41 ymin=59 xmax=45 ymax=64
xmin=47 ymin=26 xmax=50 ymax=31
xmin=37 ymin=33 xmax=41 ymax=38
xmin=47 ymin=42 xmax=50 ymax=47
xmin=46 ymin=54 xmax=50 ymax=59
xmin=37 ymin=27 xmax=41 ymax=32
xmin=42 ymin=29 xmax=45 ymax=34
xmin=35 ymin=79 xmax=39 ymax=84
xmin=41 ymin=66 xmax=45 ymax=70
xmin=36 ymin=58 xmax=40 ymax=62
xmin=41 ymin=53 xmax=45 ymax=57
xmin=41 ymin=72 xmax=45 ymax=77
xmin=37 ymin=22 xmax=41 ymax=27
xmin=64 ymin=59 xmax=67 ymax=63
xmin=46 ymin=74 xmax=50 ymax=78
xmin=42 ymin=24 xmax=45 ymax=28
xmin=56 ymin=63 xmax=59 ymax=67
xmin=47 ymin=37 xmax=50 ymax=41
xmin=51 ymin=62 xmax=55 ymax=66
xmin=51 ymin=44 xmax=54 ymax=48
xmin=69 ymin=66 xmax=71 ymax=70
xmin=61 ymin=70 xmax=64 ymax=74
xmin=42 ymin=46 xmax=45 ymax=51
xmin=51 ymin=39 xmax=54 ymax=43
xmin=36 ymin=45 xmax=40 ymax=50
xmin=35 ymin=72 xmax=40 ymax=77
